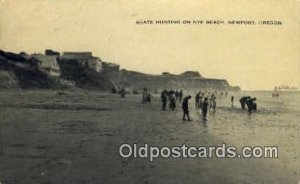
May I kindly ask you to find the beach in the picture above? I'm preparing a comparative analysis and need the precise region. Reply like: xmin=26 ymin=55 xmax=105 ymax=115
xmin=0 ymin=90 xmax=299 ymax=184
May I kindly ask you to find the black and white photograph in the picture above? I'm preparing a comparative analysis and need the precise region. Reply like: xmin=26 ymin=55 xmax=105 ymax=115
xmin=0 ymin=0 xmax=299 ymax=183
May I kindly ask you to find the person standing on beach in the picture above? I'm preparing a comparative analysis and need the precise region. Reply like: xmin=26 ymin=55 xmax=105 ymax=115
xmin=147 ymin=93 xmax=151 ymax=104
xmin=231 ymin=95 xmax=234 ymax=107
xmin=175 ymin=90 xmax=179 ymax=101
xmin=182 ymin=95 xmax=192 ymax=121
xmin=161 ymin=90 xmax=167 ymax=110
xmin=120 ymin=89 xmax=126 ymax=98
xmin=195 ymin=92 xmax=200 ymax=108
xmin=202 ymin=97 xmax=209 ymax=120
xmin=168 ymin=91 xmax=174 ymax=109
xmin=211 ymin=95 xmax=217 ymax=111
xmin=209 ymin=93 xmax=216 ymax=110
xmin=142 ymin=88 xmax=148 ymax=104
xmin=170 ymin=93 xmax=176 ymax=111
xmin=179 ymin=90 xmax=183 ymax=102
xmin=198 ymin=93 xmax=203 ymax=110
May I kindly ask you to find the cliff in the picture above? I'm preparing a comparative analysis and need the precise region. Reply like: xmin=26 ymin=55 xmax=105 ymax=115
xmin=0 ymin=50 xmax=240 ymax=92
xmin=58 ymin=56 xmax=115 ymax=90
xmin=0 ymin=50 xmax=53 ymax=89
xmin=105 ymin=69 xmax=240 ymax=92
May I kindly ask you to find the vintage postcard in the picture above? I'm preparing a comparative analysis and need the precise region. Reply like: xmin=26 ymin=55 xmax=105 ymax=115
xmin=0 ymin=0 xmax=299 ymax=183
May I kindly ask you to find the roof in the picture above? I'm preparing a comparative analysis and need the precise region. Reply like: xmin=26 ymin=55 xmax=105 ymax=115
xmin=61 ymin=52 xmax=92 ymax=59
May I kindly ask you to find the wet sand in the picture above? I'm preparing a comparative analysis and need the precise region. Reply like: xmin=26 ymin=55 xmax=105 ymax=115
xmin=0 ymin=90 xmax=299 ymax=184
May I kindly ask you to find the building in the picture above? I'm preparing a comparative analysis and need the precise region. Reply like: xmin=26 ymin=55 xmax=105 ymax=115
xmin=87 ymin=57 xmax=102 ymax=72
xmin=62 ymin=52 xmax=92 ymax=59
xmin=60 ymin=52 xmax=102 ymax=72
xmin=32 ymin=54 xmax=61 ymax=77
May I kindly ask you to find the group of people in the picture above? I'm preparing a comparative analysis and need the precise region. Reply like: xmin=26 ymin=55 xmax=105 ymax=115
xmin=161 ymin=90 xmax=221 ymax=121
xmin=182 ymin=95 xmax=211 ymax=121
xmin=239 ymin=96 xmax=257 ymax=113
xmin=160 ymin=89 xmax=183 ymax=111
xmin=143 ymin=88 xmax=258 ymax=122
xmin=179 ymin=91 xmax=258 ymax=121
xmin=195 ymin=90 xmax=232 ymax=110
xmin=194 ymin=91 xmax=218 ymax=120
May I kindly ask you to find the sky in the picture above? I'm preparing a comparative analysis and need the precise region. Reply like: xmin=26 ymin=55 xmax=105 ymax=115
xmin=0 ymin=0 xmax=299 ymax=90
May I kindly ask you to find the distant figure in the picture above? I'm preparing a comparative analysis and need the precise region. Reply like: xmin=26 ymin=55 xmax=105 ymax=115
xmin=246 ymin=97 xmax=257 ymax=113
xmin=272 ymin=92 xmax=279 ymax=97
xmin=179 ymin=90 xmax=183 ymax=102
xmin=168 ymin=91 xmax=174 ymax=109
xmin=198 ymin=93 xmax=203 ymax=109
xmin=239 ymin=96 xmax=251 ymax=110
xmin=142 ymin=88 xmax=147 ymax=104
xmin=195 ymin=92 xmax=200 ymax=108
xmin=209 ymin=93 xmax=215 ymax=109
xmin=202 ymin=97 xmax=209 ymax=120
xmin=111 ymin=87 xmax=117 ymax=94
xmin=147 ymin=93 xmax=151 ymax=104
xmin=120 ymin=89 xmax=126 ymax=98
xmin=231 ymin=95 xmax=234 ymax=107
xmin=220 ymin=92 xmax=224 ymax=99
xmin=175 ymin=90 xmax=179 ymax=101
xmin=170 ymin=93 xmax=176 ymax=111
xmin=142 ymin=88 xmax=151 ymax=104
xmin=161 ymin=90 xmax=167 ymax=111
xmin=211 ymin=94 xmax=217 ymax=111
xmin=182 ymin=95 xmax=192 ymax=121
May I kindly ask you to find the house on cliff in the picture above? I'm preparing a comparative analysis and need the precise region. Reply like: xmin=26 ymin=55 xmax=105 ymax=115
xmin=58 ymin=52 xmax=116 ymax=90
xmin=32 ymin=54 xmax=61 ymax=77
xmin=60 ymin=52 xmax=102 ymax=72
